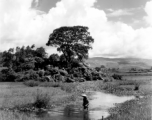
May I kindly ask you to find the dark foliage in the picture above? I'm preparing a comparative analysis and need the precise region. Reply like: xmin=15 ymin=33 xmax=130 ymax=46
xmin=33 ymin=90 xmax=50 ymax=108
xmin=0 ymin=72 xmax=6 ymax=81
xmin=0 ymin=26 xmax=110 ymax=83
xmin=112 ymin=74 xmax=122 ymax=80
xmin=2 ymin=69 xmax=18 ymax=82
xmin=46 ymin=26 xmax=94 ymax=68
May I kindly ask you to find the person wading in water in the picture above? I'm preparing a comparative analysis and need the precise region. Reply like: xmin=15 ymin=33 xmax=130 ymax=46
xmin=82 ymin=94 xmax=89 ymax=110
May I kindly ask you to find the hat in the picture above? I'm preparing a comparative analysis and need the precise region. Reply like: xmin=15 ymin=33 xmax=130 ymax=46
xmin=81 ymin=94 xmax=87 ymax=97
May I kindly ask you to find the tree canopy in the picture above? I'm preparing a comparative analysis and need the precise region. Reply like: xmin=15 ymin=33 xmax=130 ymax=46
xmin=46 ymin=26 xmax=94 ymax=67
xmin=1 ymin=45 xmax=47 ymax=71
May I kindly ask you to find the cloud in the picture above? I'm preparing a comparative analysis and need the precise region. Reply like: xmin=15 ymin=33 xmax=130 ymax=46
xmin=107 ymin=9 xmax=114 ymax=12
xmin=0 ymin=0 xmax=152 ymax=59
xmin=144 ymin=0 xmax=152 ymax=26
xmin=107 ymin=9 xmax=133 ymax=17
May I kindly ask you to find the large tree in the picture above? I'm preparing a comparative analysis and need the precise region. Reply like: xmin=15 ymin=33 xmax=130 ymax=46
xmin=46 ymin=26 xmax=94 ymax=68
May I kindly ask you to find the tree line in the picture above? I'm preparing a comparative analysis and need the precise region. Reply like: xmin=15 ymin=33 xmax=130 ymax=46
xmin=0 ymin=26 xmax=115 ymax=82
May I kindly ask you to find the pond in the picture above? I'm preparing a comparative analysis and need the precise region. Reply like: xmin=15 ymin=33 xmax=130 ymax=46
xmin=1 ymin=91 xmax=135 ymax=120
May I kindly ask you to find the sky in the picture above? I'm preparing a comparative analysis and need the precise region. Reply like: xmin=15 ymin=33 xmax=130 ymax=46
xmin=0 ymin=0 xmax=152 ymax=59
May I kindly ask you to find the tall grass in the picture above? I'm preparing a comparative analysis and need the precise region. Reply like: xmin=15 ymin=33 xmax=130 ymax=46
xmin=39 ymin=82 xmax=61 ymax=87
xmin=106 ymin=96 xmax=152 ymax=120
xmin=60 ymin=83 xmax=78 ymax=93
xmin=0 ymin=111 xmax=37 ymax=120
xmin=33 ymin=89 xmax=51 ymax=109
xmin=24 ymin=80 xmax=39 ymax=87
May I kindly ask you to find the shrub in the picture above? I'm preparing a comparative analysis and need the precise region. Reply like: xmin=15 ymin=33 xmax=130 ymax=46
xmin=0 ymin=72 xmax=6 ymax=81
xmin=5 ymin=69 xmax=18 ymax=82
xmin=91 ymin=71 xmax=103 ymax=80
xmin=66 ymin=77 xmax=75 ymax=83
xmin=95 ymin=67 xmax=101 ymax=72
xmin=38 ymin=70 xmax=45 ymax=77
xmin=73 ymin=72 xmax=83 ymax=78
xmin=33 ymin=89 xmax=51 ymax=108
xmin=24 ymin=80 xmax=39 ymax=87
xmin=54 ymin=74 xmax=66 ymax=82
xmin=15 ymin=73 xmax=24 ymax=82
xmin=44 ymin=70 xmax=51 ymax=76
xmin=112 ymin=74 xmax=122 ymax=80
xmin=77 ymin=77 xmax=86 ymax=82
xmin=24 ymin=70 xmax=39 ymax=81
xmin=48 ymin=67 xmax=59 ymax=76
xmin=21 ymin=62 xmax=35 ymax=71
xmin=84 ymin=73 xmax=92 ymax=81
xmin=39 ymin=76 xmax=54 ymax=82
xmin=58 ymin=69 xmax=68 ymax=76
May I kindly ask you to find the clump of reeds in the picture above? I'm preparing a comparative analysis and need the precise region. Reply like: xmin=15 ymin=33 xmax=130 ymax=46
xmin=33 ymin=89 xmax=51 ymax=109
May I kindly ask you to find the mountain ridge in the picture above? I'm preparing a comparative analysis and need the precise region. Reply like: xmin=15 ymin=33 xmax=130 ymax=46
xmin=86 ymin=57 xmax=152 ymax=70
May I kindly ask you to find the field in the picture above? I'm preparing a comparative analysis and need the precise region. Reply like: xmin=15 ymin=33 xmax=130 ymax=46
xmin=122 ymin=75 xmax=152 ymax=81
xmin=0 ymin=74 xmax=151 ymax=119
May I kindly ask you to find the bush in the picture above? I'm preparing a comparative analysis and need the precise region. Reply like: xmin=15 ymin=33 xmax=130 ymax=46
xmin=39 ymin=76 xmax=54 ymax=82
xmin=84 ymin=73 xmax=92 ymax=81
xmin=5 ymin=69 xmax=18 ymax=82
xmin=38 ymin=70 xmax=45 ymax=77
xmin=48 ymin=67 xmax=59 ymax=76
xmin=66 ymin=77 xmax=75 ymax=83
xmin=15 ymin=73 xmax=24 ymax=82
xmin=23 ymin=70 xmax=39 ymax=81
xmin=91 ymin=71 xmax=103 ymax=80
xmin=112 ymin=74 xmax=122 ymax=80
xmin=44 ymin=70 xmax=51 ymax=76
xmin=77 ymin=78 xmax=86 ymax=82
xmin=24 ymin=80 xmax=39 ymax=87
xmin=0 ymin=72 xmax=6 ymax=81
xmin=53 ymin=74 xmax=66 ymax=82
xmin=33 ymin=89 xmax=51 ymax=108
xmin=73 ymin=72 xmax=82 ymax=78
xmin=95 ymin=67 xmax=101 ymax=72
xmin=58 ymin=69 xmax=68 ymax=76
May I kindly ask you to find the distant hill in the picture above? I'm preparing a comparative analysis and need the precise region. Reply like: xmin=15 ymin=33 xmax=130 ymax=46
xmin=86 ymin=57 xmax=152 ymax=71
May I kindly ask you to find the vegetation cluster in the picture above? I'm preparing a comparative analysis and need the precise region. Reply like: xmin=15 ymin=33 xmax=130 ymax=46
xmin=0 ymin=26 xmax=121 ymax=83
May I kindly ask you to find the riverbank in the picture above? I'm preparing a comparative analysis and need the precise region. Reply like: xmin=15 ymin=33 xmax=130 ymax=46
xmin=0 ymin=78 xmax=151 ymax=119
xmin=106 ymin=95 xmax=152 ymax=120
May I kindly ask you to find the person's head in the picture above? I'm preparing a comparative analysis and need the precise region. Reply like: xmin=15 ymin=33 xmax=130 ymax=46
xmin=81 ymin=94 xmax=87 ymax=98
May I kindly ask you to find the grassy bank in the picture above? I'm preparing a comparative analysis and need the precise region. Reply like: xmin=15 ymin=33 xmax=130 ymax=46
xmin=105 ymin=96 xmax=152 ymax=120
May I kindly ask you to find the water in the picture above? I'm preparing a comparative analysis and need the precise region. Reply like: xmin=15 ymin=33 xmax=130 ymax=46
xmin=89 ymin=92 xmax=134 ymax=119
xmin=2 ymin=91 xmax=135 ymax=120
xmin=37 ymin=91 xmax=135 ymax=120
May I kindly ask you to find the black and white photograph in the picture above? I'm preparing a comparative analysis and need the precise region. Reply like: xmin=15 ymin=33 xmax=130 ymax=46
xmin=0 ymin=0 xmax=152 ymax=119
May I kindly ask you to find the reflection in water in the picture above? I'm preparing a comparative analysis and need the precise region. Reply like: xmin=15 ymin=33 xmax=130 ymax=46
xmin=37 ymin=105 xmax=91 ymax=120
xmin=83 ymin=111 xmax=90 ymax=120
xmin=2 ymin=91 xmax=135 ymax=120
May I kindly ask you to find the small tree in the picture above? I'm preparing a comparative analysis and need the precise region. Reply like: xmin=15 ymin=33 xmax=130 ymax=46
xmin=49 ymin=54 xmax=60 ymax=67
xmin=46 ymin=26 xmax=94 ymax=68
